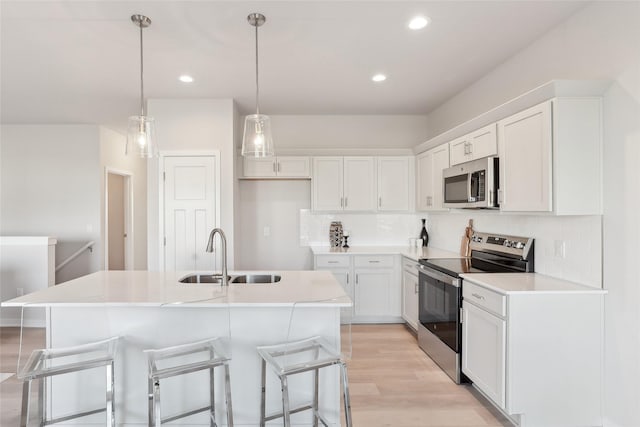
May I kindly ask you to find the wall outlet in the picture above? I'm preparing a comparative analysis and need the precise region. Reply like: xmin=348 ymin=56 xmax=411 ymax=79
xmin=554 ymin=240 xmax=566 ymax=258
xmin=16 ymin=287 xmax=24 ymax=297
xmin=263 ymin=226 xmax=271 ymax=237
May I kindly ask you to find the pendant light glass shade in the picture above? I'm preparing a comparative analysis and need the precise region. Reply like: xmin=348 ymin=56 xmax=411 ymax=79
xmin=242 ymin=114 xmax=274 ymax=157
xmin=126 ymin=14 xmax=157 ymax=158
xmin=241 ymin=13 xmax=274 ymax=158
xmin=126 ymin=115 xmax=157 ymax=157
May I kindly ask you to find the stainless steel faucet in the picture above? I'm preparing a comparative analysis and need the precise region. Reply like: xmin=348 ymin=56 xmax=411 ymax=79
xmin=205 ymin=228 xmax=228 ymax=286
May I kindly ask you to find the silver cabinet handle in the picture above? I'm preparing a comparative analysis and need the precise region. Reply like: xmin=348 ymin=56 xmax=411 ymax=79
xmin=273 ymin=162 xmax=276 ymax=173
xmin=344 ymin=197 xmax=348 ymax=208
xmin=498 ymin=189 xmax=504 ymax=204
xmin=468 ymin=142 xmax=473 ymax=154
xmin=340 ymin=197 xmax=344 ymax=208
xmin=471 ymin=293 xmax=485 ymax=300
xmin=328 ymin=261 xmax=339 ymax=264
xmin=277 ymin=162 xmax=281 ymax=172
xmin=346 ymin=273 xmax=349 ymax=284
xmin=355 ymin=274 xmax=359 ymax=284
xmin=414 ymin=283 xmax=418 ymax=294
xmin=378 ymin=196 xmax=382 ymax=208
xmin=369 ymin=260 xmax=380 ymax=264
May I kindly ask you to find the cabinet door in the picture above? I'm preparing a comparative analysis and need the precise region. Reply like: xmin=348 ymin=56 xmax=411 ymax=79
xmin=354 ymin=269 xmax=393 ymax=317
xmin=317 ymin=268 xmax=352 ymax=301
xmin=449 ymin=135 xmax=471 ymax=166
xmin=430 ymin=144 xmax=450 ymax=210
xmin=468 ymin=123 xmax=497 ymax=160
xmin=498 ymin=101 xmax=552 ymax=212
xmin=402 ymin=270 xmax=419 ymax=330
xmin=343 ymin=157 xmax=376 ymax=211
xmin=243 ymin=157 xmax=277 ymax=178
xmin=462 ymin=301 xmax=506 ymax=409
xmin=312 ymin=157 xmax=344 ymax=211
xmin=416 ymin=151 xmax=432 ymax=211
xmin=277 ymin=157 xmax=310 ymax=178
xmin=377 ymin=157 xmax=410 ymax=211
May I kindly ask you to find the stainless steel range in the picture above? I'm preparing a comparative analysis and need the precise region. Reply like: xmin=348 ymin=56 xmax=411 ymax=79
xmin=417 ymin=232 xmax=534 ymax=383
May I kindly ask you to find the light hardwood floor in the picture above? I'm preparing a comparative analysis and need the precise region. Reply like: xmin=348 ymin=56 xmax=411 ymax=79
xmin=0 ymin=324 xmax=510 ymax=426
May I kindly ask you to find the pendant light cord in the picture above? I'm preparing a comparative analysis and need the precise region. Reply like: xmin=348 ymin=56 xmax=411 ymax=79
xmin=139 ymin=22 xmax=145 ymax=117
xmin=255 ymin=23 xmax=260 ymax=115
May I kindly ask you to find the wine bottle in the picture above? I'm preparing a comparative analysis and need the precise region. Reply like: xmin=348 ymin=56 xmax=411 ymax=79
xmin=420 ymin=218 xmax=429 ymax=247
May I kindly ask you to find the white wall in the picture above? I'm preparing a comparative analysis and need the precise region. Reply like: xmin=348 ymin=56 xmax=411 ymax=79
xmin=99 ymin=127 xmax=147 ymax=270
xmin=601 ymin=68 xmax=640 ymax=427
xmin=269 ymin=115 xmax=428 ymax=150
xmin=236 ymin=180 xmax=313 ymax=270
xmin=0 ymin=125 xmax=102 ymax=283
xmin=147 ymin=99 xmax=236 ymax=270
xmin=424 ymin=1 xmax=640 ymax=139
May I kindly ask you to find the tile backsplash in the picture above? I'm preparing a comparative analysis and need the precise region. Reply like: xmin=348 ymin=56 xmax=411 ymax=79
xmin=300 ymin=209 xmax=602 ymax=288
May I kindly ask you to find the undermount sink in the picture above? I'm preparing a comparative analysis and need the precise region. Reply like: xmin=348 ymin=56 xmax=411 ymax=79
xmin=230 ymin=274 xmax=281 ymax=284
xmin=179 ymin=274 xmax=231 ymax=284
xmin=179 ymin=273 xmax=281 ymax=284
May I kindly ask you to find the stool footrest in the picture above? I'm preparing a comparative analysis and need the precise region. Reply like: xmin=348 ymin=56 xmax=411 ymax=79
xmin=264 ymin=404 xmax=313 ymax=421
xmin=43 ymin=407 xmax=106 ymax=425
xmin=162 ymin=405 xmax=212 ymax=424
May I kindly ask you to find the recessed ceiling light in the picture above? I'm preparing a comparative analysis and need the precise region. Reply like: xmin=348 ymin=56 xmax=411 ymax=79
xmin=178 ymin=75 xmax=194 ymax=83
xmin=372 ymin=74 xmax=387 ymax=82
xmin=408 ymin=16 xmax=429 ymax=30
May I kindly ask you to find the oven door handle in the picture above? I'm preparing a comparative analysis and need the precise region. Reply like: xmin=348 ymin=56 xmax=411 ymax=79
xmin=418 ymin=265 xmax=461 ymax=287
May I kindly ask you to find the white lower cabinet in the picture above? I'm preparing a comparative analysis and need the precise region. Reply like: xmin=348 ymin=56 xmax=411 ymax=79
xmin=401 ymin=257 xmax=419 ymax=330
xmin=314 ymin=254 xmax=401 ymax=323
xmin=461 ymin=279 xmax=605 ymax=427
xmin=461 ymin=300 xmax=506 ymax=408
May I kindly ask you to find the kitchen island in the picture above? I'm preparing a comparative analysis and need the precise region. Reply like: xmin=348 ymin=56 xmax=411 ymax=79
xmin=3 ymin=270 xmax=350 ymax=426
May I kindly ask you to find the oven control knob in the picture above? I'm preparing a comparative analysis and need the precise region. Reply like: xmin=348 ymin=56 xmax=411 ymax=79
xmin=504 ymin=240 xmax=512 ymax=248
xmin=513 ymin=241 xmax=525 ymax=249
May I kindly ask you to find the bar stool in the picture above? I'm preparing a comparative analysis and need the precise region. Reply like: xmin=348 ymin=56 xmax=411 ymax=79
xmin=257 ymin=297 xmax=353 ymax=427
xmin=145 ymin=338 xmax=233 ymax=427
xmin=17 ymin=336 xmax=120 ymax=427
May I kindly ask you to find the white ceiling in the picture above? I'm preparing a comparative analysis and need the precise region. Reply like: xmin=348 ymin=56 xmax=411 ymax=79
xmin=1 ymin=1 xmax=587 ymax=133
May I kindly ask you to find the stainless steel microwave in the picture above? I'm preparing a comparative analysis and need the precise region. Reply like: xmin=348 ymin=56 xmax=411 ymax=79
xmin=443 ymin=157 xmax=499 ymax=209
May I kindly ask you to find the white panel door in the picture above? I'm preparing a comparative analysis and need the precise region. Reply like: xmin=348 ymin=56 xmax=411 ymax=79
xmin=402 ymin=270 xmax=419 ymax=329
xmin=343 ymin=157 xmax=376 ymax=211
xmin=377 ymin=157 xmax=410 ymax=211
xmin=354 ymin=269 xmax=392 ymax=317
xmin=277 ymin=157 xmax=311 ymax=178
xmin=498 ymin=101 xmax=552 ymax=212
xmin=449 ymin=135 xmax=471 ymax=166
xmin=164 ymin=156 xmax=217 ymax=271
xmin=416 ymin=151 xmax=432 ymax=211
xmin=468 ymin=123 xmax=498 ymax=160
xmin=312 ymin=157 xmax=343 ymax=211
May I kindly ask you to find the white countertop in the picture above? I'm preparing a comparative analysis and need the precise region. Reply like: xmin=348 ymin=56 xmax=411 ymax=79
xmin=311 ymin=245 xmax=461 ymax=261
xmin=2 ymin=270 xmax=351 ymax=308
xmin=461 ymin=273 xmax=607 ymax=295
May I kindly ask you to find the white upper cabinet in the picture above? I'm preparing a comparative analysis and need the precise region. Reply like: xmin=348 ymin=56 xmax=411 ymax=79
xmin=242 ymin=156 xmax=310 ymax=179
xmin=416 ymin=144 xmax=449 ymax=211
xmin=498 ymin=98 xmax=602 ymax=214
xmin=312 ymin=157 xmax=376 ymax=211
xmin=449 ymin=123 xmax=497 ymax=166
xmin=343 ymin=157 xmax=376 ymax=211
xmin=377 ymin=157 xmax=412 ymax=211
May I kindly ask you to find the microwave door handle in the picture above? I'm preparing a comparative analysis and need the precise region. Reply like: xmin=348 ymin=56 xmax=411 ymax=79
xmin=467 ymin=173 xmax=473 ymax=203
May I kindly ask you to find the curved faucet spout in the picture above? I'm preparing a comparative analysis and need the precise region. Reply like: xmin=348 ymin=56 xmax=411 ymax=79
xmin=206 ymin=228 xmax=228 ymax=286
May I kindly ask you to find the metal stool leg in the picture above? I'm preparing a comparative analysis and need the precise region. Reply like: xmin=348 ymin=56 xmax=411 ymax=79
xmin=223 ymin=363 xmax=234 ymax=427
xmin=312 ymin=367 xmax=319 ymax=427
xmin=20 ymin=380 xmax=31 ymax=427
xmin=340 ymin=362 xmax=353 ymax=427
xmin=153 ymin=380 xmax=161 ymax=427
xmin=106 ymin=361 xmax=115 ymax=427
xmin=209 ymin=365 xmax=216 ymax=427
xmin=148 ymin=376 xmax=154 ymax=427
xmin=38 ymin=376 xmax=45 ymax=426
xmin=281 ymin=375 xmax=291 ymax=427
xmin=259 ymin=359 xmax=266 ymax=427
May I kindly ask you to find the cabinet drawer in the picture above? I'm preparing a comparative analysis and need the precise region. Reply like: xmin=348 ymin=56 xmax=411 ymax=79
xmin=463 ymin=281 xmax=506 ymax=317
xmin=402 ymin=257 xmax=420 ymax=275
xmin=354 ymin=255 xmax=395 ymax=268
xmin=315 ymin=255 xmax=350 ymax=268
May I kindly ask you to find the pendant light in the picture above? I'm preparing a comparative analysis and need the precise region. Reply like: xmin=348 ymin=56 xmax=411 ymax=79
xmin=126 ymin=14 xmax=157 ymax=158
xmin=242 ymin=13 xmax=274 ymax=158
